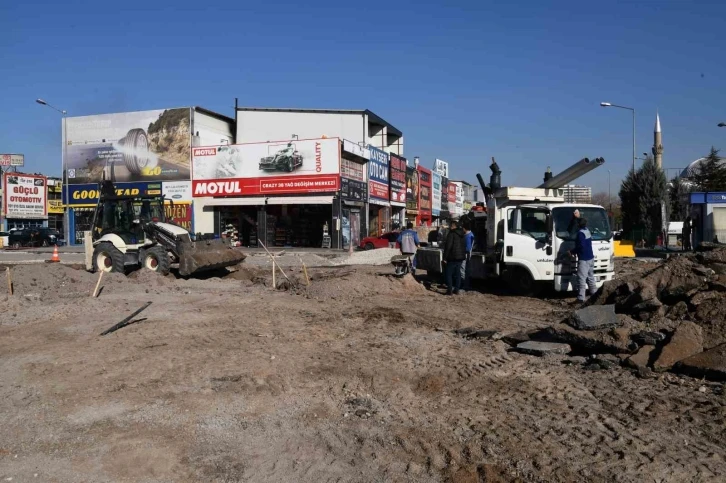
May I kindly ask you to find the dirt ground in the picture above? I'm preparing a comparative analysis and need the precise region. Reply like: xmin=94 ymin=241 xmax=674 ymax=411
xmin=1 ymin=260 xmax=725 ymax=482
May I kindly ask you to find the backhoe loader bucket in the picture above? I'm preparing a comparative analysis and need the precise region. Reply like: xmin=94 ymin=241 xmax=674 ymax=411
xmin=177 ymin=238 xmax=246 ymax=277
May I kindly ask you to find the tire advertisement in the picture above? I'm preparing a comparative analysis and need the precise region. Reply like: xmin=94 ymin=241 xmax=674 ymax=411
xmin=64 ymin=108 xmax=191 ymax=184
xmin=389 ymin=153 xmax=407 ymax=207
xmin=3 ymin=173 xmax=47 ymax=219
xmin=406 ymin=165 xmax=419 ymax=213
xmin=192 ymin=138 xmax=340 ymax=197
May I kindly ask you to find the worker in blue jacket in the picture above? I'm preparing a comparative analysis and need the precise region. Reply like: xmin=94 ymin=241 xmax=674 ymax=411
xmin=570 ymin=217 xmax=596 ymax=303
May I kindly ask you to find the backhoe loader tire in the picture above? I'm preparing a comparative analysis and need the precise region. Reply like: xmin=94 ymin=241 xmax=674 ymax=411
xmin=93 ymin=242 xmax=125 ymax=274
xmin=120 ymin=128 xmax=155 ymax=174
xmin=143 ymin=246 xmax=170 ymax=275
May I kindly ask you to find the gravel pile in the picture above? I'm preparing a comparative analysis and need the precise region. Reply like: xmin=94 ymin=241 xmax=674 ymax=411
xmin=331 ymin=248 xmax=402 ymax=266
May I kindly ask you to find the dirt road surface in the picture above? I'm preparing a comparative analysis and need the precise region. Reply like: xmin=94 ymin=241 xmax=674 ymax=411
xmin=1 ymin=262 xmax=725 ymax=482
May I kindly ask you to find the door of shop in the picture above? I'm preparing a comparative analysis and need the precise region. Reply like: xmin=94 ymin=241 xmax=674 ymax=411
xmin=342 ymin=209 xmax=361 ymax=249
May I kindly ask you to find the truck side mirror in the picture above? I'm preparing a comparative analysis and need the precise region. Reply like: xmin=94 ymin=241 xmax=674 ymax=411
xmin=546 ymin=213 xmax=553 ymax=234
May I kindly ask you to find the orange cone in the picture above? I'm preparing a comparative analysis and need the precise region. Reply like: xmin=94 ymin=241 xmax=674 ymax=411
xmin=49 ymin=245 xmax=61 ymax=263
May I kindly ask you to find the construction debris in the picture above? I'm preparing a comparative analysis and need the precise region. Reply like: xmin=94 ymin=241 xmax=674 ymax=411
xmin=515 ymin=341 xmax=571 ymax=356
xmin=674 ymin=343 xmax=726 ymax=381
xmin=568 ymin=304 xmax=620 ymax=330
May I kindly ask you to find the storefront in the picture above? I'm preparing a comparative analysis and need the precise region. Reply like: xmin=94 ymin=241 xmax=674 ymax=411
xmin=389 ymin=153 xmax=407 ymax=229
xmin=65 ymin=182 xmax=193 ymax=245
xmin=192 ymin=137 xmax=342 ymax=248
xmin=2 ymin=173 xmax=48 ymax=231
xmin=340 ymin=141 xmax=368 ymax=250
xmin=417 ymin=165 xmax=432 ymax=226
xmin=367 ymin=146 xmax=391 ymax=236
xmin=46 ymin=179 xmax=64 ymax=233
xmin=689 ymin=192 xmax=726 ymax=246
xmin=405 ymin=165 xmax=420 ymax=225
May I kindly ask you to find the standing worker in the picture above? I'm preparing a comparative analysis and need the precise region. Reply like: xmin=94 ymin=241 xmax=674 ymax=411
xmin=461 ymin=224 xmax=475 ymax=290
xmin=682 ymin=216 xmax=692 ymax=251
xmin=570 ymin=217 xmax=596 ymax=304
xmin=443 ymin=219 xmax=467 ymax=295
xmin=397 ymin=222 xmax=420 ymax=275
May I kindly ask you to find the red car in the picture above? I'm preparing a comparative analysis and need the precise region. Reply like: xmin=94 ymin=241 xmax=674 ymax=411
xmin=359 ymin=232 xmax=400 ymax=250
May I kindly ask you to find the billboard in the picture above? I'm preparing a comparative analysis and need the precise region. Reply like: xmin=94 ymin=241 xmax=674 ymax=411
xmin=418 ymin=166 xmax=432 ymax=216
xmin=65 ymin=182 xmax=163 ymax=206
xmin=432 ymin=172 xmax=442 ymax=215
xmin=441 ymin=177 xmax=449 ymax=215
xmin=1 ymin=154 xmax=24 ymax=167
xmin=341 ymin=158 xmax=365 ymax=182
xmin=3 ymin=173 xmax=47 ymax=219
xmin=448 ymin=182 xmax=459 ymax=216
xmin=389 ymin=154 xmax=407 ymax=207
xmin=47 ymin=182 xmax=63 ymax=214
xmin=433 ymin=158 xmax=449 ymax=178
xmin=367 ymin=146 xmax=389 ymax=203
xmin=341 ymin=177 xmax=367 ymax=202
xmin=65 ymin=108 xmax=191 ymax=184
xmin=406 ymin=165 xmax=419 ymax=212
xmin=192 ymin=138 xmax=340 ymax=197
xmin=451 ymin=181 xmax=464 ymax=216
xmin=162 ymin=181 xmax=192 ymax=202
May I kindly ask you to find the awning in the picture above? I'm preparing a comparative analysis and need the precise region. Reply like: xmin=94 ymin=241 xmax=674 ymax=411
xmin=342 ymin=199 xmax=365 ymax=207
xmin=390 ymin=201 xmax=406 ymax=208
xmin=204 ymin=197 xmax=267 ymax=207
xmin=369 ymin=199 xmax=390 ymax=207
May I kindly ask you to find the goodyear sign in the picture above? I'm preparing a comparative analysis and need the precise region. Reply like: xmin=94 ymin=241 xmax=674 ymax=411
xmin=64 ymin=182 xmax=162 ymax=206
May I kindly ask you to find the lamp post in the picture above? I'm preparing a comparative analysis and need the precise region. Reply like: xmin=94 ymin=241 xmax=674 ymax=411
xmin=600 ymin=102 xmax=636 ymax=172
xmin=36 ymin=99 xmax=69 ymax=245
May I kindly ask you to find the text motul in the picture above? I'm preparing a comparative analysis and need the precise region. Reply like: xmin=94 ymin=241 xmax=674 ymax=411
xmin=194 ymin=181 xmax=242 ymax=196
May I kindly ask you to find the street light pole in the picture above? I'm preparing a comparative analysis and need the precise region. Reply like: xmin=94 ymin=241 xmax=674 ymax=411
xmin=600 ymin=102 xmax=636 ymax=172
xmin=36 ymin=99 xmax=69 ymax=245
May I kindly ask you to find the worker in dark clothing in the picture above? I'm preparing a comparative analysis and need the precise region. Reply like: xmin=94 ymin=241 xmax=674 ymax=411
xmin=570 ymin=217 xmax=596 ymax=303
xmin=443 ymin=219 xmax=467 ymax=295
xmin=427 ymin=226 xmax=442 ymax=246
xmin=682 ymin=216 xmax=692 ymax=251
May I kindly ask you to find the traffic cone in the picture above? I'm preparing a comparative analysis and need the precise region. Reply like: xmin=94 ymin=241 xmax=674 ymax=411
xmin=49 ymin=245 xmax=61 ymax=263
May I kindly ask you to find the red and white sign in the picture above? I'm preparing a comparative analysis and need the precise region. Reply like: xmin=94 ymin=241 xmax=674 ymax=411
xmin=0 ymin=154 xmax=24 ymax=167
xmin=368 ymin=180 xmax=389 ymax=200
xmin=3 ymin=173 xmax=47 ymax=219
xmin=192 ymin=138 xmax=340 ymax=197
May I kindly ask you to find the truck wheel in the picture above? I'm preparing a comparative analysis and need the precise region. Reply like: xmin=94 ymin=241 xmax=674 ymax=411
xmin=93 ymin=242 xmax=125 ymax=273
xmin=507 ymin=267 xmax=540 ymax=296
xmin=143 ymin=246 xmax=170 ymax=275
xmin=120 ymin=128 xmax=155 ymax=174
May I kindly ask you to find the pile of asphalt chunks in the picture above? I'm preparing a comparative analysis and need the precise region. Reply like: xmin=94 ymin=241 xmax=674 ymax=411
xmin=539 ymin=245 xmax=726 ymax=380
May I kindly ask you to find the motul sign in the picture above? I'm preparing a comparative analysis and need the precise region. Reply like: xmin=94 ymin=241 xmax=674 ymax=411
xmin=194 ymin=181 xmax=242 ymax=196
xmin=193 ymin=147 xmax=217 ymax=156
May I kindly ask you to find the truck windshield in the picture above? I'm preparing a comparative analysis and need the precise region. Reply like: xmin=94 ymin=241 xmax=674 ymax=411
xmin=553 ymin=207 xmax=612 ymax=241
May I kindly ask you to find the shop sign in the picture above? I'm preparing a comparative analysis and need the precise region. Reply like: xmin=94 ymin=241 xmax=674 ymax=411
xmin=406 ymin=166 xmax=419 ymax=212
xmin=441 ymin=177 xmax=450 ymax=215
xmin=48 ymin=200 xmax=64 ymax=214
xmin=341 ymin=158 xmax=365 ymax=182
xmin=164 ymin=202 xmax=192 ymax=231
xmin=367 ymin=145 xmax=389 ymax=202
xmin=192 ymin=138 xmax=340 ymax=196
xmin=341 ymin=177 xmax=367 ymax=202
xmin=1 ymin=154 xmax=24 ymax=167
xmin=417 ymin=166 xmax=432 ymax=215
xmin=65 ymin=108 xmax=192 ymax=184
xmin=3 ymin=173 xmax=47 ymax=219
xmin=433 ymin=158 xmax=449 ymax=178
xmin=64 ymin=182 xmax=162 ymax=205
xmin=342 ymin=140 xmax=370 ymax=160
xmin=432 ymin=173 xmax=442 ymax=216
xmin=707 ymin=193 xmax=726 ymax=203
xmin=449 ymin=182 xmax=462 ymax=216
xmin=389 ymin=153 xmax=407 ymax=206
xmin=162 ymin=180 xmax=192 ymax=202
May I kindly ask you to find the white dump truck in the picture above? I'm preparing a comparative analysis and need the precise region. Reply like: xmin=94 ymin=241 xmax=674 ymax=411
xmin=416 ymin=157 xmax=615 ymax=295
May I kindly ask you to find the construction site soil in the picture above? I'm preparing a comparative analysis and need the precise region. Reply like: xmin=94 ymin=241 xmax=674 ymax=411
xmin=1 ymin=257 xmax=725 ymax=482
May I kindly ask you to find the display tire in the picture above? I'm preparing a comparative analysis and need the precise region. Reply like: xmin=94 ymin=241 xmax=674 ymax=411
xmin=92 ymin=242 xmax=125 ymax=273
xmin=143 ymin=246 xmax=170 ymax=275
xmin=122 ymin=128 xmax=153 ymax=174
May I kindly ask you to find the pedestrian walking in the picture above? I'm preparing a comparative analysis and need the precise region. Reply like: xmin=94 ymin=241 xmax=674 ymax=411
xmin=443 ymin=219 xmax=467 ymax=295
xmin=397 ymin=222 xmax=420 ymax=274
xmin=570 ymin=217 xmax=596 ymax=303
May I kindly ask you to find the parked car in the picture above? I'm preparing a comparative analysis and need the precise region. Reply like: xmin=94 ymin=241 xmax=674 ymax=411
xmin=359 ymin=232 xmax=400 ymax=250
xmin=7 ymin=228 xmax=60 ymax=248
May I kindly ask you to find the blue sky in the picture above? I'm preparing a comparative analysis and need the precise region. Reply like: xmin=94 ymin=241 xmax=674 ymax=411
xmin=2 ymin=0 xmax=726 ymax=194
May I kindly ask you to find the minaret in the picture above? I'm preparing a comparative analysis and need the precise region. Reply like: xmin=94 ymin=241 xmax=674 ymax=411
xmin=652 ymin=111 xmax=663 ymax=168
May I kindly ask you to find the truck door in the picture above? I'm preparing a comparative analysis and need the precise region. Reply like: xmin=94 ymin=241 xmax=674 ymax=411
xmin=503 ymin=206 xmax=554 ymax=281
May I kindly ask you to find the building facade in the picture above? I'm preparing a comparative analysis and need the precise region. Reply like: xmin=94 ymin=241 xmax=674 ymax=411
xmin=562 ymin=185 xmax=592 ymax=203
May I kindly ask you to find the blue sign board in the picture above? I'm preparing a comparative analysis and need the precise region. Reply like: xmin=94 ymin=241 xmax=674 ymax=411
xmin=367 ymin=146 xmax=389 ymax=185
xmin=64 ymin=182 xmax=163 ymax=206
xmin=707 ymin=193 xmax=726 ymax=203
